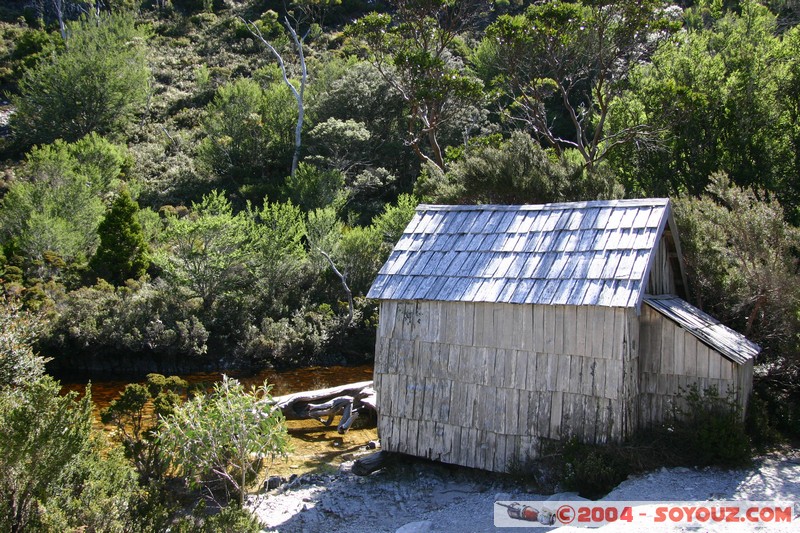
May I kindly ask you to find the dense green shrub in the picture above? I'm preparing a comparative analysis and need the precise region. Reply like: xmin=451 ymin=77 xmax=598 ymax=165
xmin=0 ymin=134 xmax=132 ymax=281
xmin=0 ymin=297 xmax=139 ymax=532
xmin=198 ymin=78 xmax=296 ymax=185
xmin=45 ymin=278 xmax=210 ymax=360
xmin=159 ymin=376 xmax=290 ymax=506
xmin=668 ymin=384 xmax=751 ymax=467
xmin=416 ymin=132 xmax=623 ymax=204
xmin=562 ymin=438 xmax=630 ymax=500
xmin=91 ymin=189 xmax=151 ymax=285
xmin=12 ymin=13 xmax=151 ymax=148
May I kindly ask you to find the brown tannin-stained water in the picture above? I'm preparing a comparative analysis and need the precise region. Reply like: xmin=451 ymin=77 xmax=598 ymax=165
xmin=58 ymin=364 xmax=378 ymax=477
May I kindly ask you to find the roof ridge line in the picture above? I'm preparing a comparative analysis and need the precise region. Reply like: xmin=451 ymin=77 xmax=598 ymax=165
xmin=417 ymin=199 xmax=670 ymax=212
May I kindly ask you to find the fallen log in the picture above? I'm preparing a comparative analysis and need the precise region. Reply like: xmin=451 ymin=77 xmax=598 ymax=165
xmin=352 ymin=450 xmax=391 ymax=476
xmin=269 ymin=381 xmax=377 ymax=433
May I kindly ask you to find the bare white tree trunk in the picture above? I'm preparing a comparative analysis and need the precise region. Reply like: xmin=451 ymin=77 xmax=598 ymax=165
xmin=318 ymin=248 xmax=354 ymax=326
xmin=243 ymin=17 xmax=307 ymax=177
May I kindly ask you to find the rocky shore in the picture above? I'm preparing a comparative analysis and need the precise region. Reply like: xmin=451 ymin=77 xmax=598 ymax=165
xmin=248 ymin=452 xmax=800 ymax=532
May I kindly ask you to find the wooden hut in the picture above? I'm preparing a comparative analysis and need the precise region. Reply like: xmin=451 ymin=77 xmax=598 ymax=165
xmin=366 ymin=199 xmax=759 ymax=473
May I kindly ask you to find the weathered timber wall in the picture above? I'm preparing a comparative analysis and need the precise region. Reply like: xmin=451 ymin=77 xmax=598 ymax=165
xmin=638 ymin=303 xmax=752 ymax=426
xmin=646 ymin=237 xmax=676 ymax=296
xmin=374 ymin=300 xmax=637 ymax=473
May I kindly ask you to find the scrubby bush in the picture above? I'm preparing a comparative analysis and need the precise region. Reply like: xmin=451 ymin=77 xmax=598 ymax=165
xmin=562 ymin=438 xmax=630 ymax=500
xmin=0 ymin=134 xmax=132 ymax=282
xmin=416 ymin=132 xmax=623 ymax=204
xmin=198 ymin=78 xmax=295 ymax=185
xmin=667 ymin=384 xmax=751 ymax=467
xmin=159 ymin=376 xmax=290 ymax=506
xmin=12 ymin=13 xmax=151 ymax=148
xmin=0 ymin=297 xmax=140 ymax=532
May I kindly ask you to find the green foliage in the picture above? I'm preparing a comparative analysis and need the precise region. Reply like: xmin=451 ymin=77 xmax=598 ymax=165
xmin=484 ymin=0 xmax=678 ymax=168
xmin=283 ymin=161 xmax=345 ymax=211
xmin=0 ymin=376 xmax=138 ymax=532
xmin=91 ymin=189 xmax=151 ymax=285
xmin=159 ymin=376 xmax=290 ymax=506
xmin=562 ymin=438 xmax=630 ymax=500
xmin=157 ymin=191 xmax=253 ymax=309
xmin=307 ymin=117 xmax=373 ymax=174
xmin=1 ymin=27 xmax=59 ymax=91
xmin=346 ymin=3 xmax=486 ymax=170
xmin=0 ymin=134 xmax=131 ymax=281
xmin=674 ymin=174 xmax=800 ymax=357
xmin=198 ymin=77 xmax=296 ymax=184
xmin=416 ymin=132 xmax=623 ymax=204
xmin=669 ymin=384 xmax=751 ymax=467
xmin=372 ymin=193 xmax=418 ymax=249
xmin=611 ymin=2 xmax=800 ymax=207
xmin=171 ymin=502 xmax=263 ymax=532
xmin=246 ymin=198 xmax=309 ymax=316
xmin=0 ymin=296 xmax=47 ymax=388
xmin=101 ymin=374 xmax=187 ymax=484
xmin=12 ymin=12 xmax=151 ymax=148
xmin=45 ymin=278 xmax=210 ymax=360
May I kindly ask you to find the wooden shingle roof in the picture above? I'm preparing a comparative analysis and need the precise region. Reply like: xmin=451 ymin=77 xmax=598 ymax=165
xmin=367 ymin=199 xmax=684 ymax=309
xmin=644 ymin=295 xmax=760 ymax=364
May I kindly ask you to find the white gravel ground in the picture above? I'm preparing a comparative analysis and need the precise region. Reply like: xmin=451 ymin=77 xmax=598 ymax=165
xmin=248 ymin=452 xmax=800 ymax=533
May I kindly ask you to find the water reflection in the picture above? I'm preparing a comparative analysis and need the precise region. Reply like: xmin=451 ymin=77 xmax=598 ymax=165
xmin=57 ymin=364 xmax=378 ymax=476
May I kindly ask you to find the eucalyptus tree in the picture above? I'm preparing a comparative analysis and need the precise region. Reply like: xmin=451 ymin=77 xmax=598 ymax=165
xmin=483 ymin=0 xmax=678 ymax=170
xmin=347 ymin=0 xmax=489 ymax=171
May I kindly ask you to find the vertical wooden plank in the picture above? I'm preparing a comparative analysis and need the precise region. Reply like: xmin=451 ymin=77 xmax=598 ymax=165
xmin=439 ymin=379 xmax=453 ymax=423
xmin=484 ymin=431 xmax=497 ymax=472
xmin=481 ymin=347 xmax=496 ymax=386
xmin=509 ymin=389 xmax=528 ymax=435
xmin=447 ymin=344 xmax=461 ymax=375
xmin=581 ymin=357 xmax=594 ymax=396
xmin=583 ymin=396 xmax=597 ymax=444
xmin=499 ymin=303 xmax=516 ymax=350
xmin=575 ymin=305 xmax=588 ymax=356
xmin=527 ymin=391 xmax=539 ymax=436
xmin=544 ymin=306 xmax=556 ymax=353
xmin=546 ymin=353 xmax=558 ymax=392
xmin=601 ymin=309 xmax=614 ymax=359
xmin=537 ymin=392 xmax=552 ymax=439
xmin=563 ymin=305 xmax=578 ymax=356
xmin=473 ymin=304 xmax=485 ymax=347
xmin=463 ymin=382 xmax=475 ymax=426
xmin=550 ymin=391 xmax=563 ymax=439
xmin=463 ymin=302 xmax=475 ymax=347
xmin=495 ymin=348 xmax=509 ymax=389
xmin=522 ymin=304 xmax=535 ymax=351
xmin=554 ymin=305 xmax=565 ymax=354
xmin=495 ymin=433 xmax=508 ymax=472
xmin=697 ymin=343 xmax=710 ymax=378
xmin=496 ymin=386 xmax=508 ymax=434
xmin=604 ymin=359 xmax=620 ymax=400
xmin=673 ymin=325 xmax=685 ymax=376
xmin=708 ymin=350 xmax=721 ymax=379
xmin=557 ymin=354 xmax=572 ymax=392
xmin=533 ymin=305 xmax=545 ymax=352
xmin=683 ymin=337 xmax=697 ymax=377
xmin=526 ymin=351 xmax=540 ymax=391
xmin=512 ymin=349 xmax=528 ymax=390
xmin=505 ymin=435 xmax=519 ymax=472
xmin=483 ymin=303 xmax=495 ymax=347
xmin=591 ymin=359 xmax=606 ymax=398
xmin=660 ymin=320 xmax=675 ymax=374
